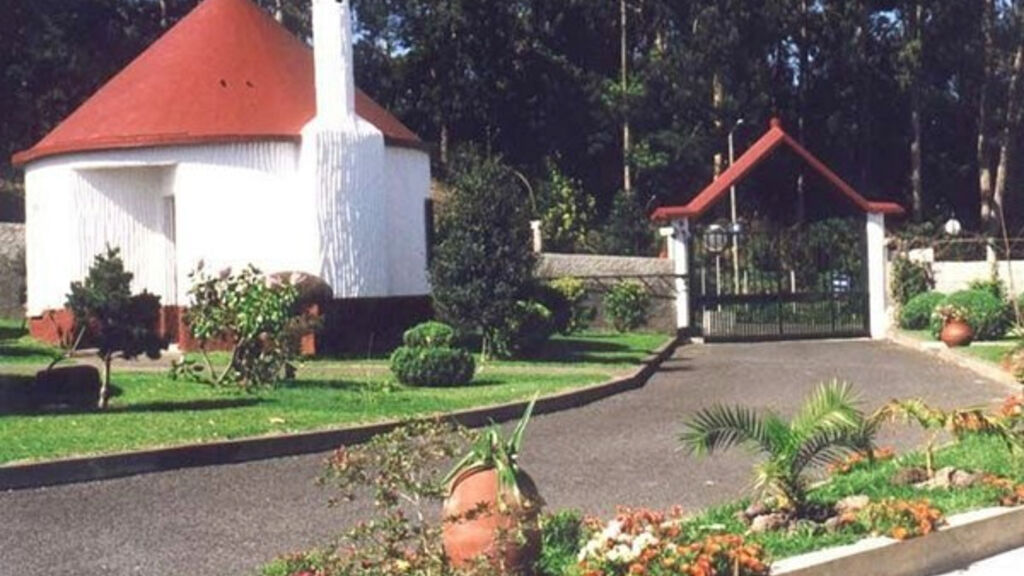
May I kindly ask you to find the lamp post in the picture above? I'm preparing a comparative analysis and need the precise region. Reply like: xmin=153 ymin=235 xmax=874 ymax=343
xmin=728 ymin=119 xmax=745 ymax=294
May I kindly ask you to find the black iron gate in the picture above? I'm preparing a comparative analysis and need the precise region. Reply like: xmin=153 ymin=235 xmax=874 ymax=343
xmin=689 ymin=221 xmax=870 ymax=341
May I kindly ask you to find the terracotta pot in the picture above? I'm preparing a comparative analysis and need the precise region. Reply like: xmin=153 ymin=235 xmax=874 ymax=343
xmin=442 ymin=467 xmax=542 ymax=574
xmin=941 ymin=319 xmax=973 ymax=347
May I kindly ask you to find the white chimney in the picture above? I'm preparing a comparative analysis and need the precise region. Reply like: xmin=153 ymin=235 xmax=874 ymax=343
xmin=311 ymin=0 xmax=356 ymax=125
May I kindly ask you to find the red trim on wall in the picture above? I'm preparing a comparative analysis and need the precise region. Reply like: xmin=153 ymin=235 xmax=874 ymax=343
xmin=651 ymin=118 xmax=905 ymax=222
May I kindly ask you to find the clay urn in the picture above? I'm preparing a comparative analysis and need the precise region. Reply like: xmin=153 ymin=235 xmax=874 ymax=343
xmin=442 ymin=467 xmax=542 ymax=574
xmin=940 ymin=319 xmax=973 ymax=348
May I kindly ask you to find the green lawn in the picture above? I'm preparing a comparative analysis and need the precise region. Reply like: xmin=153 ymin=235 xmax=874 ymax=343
xmin=959 ymin=342 xmax=1015 ymax=365
xmin=0 ymin=326 xmax=669 ymax=465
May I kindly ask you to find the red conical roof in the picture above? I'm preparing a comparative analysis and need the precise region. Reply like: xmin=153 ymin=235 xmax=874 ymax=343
xmin=12 ymin=0 xmax=421 ymax=166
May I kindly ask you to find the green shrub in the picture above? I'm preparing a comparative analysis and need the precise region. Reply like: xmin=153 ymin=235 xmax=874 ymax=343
xmin=403 ymin=321 xmax=456 ymax=348
xmin=968 ymin=276 xmax=1006 ymax=301
xmin=536 ymin=510 xmax=584 ymax=576
xmin=899 ymin=291 xmax=946 ymax=330
xmin=891 ymin=257 xmax=933 ymax=306
xmin=529 ymin=283 xmax=572 ymax=335
xmin=929 ymin=289 xmax=1010 ymax=340
xmin=604 ymin=280 xmax=650 ymax=332
xmin=389 ymin=346 xmax=475 ymax=387
xmin=493 ymin=300 xmax=555 ymax=358
xmin=548 ymin=277 xmax=594 ymax=334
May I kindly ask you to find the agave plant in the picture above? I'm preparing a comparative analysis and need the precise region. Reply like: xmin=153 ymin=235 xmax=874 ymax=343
xmin=680 ymin=380 xmax=876 ymax=513
xmin=444 ymin=396 xmax=538 ymax=510
xmin=871 ymin=399 xmax=1020 ymax=477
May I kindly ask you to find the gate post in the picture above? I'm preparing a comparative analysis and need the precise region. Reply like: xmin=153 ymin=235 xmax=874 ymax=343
xmin=867 ymin=212 xmax=887 ymax=339
xmin=670 ymin=218 xmax=690 ymax=331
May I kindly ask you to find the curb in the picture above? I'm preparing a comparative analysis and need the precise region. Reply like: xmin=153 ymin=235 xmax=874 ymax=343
xmin=773 ymin=505 xmax=1024 ymax=576
xmin=887 ymin=331 xmax=1021 ymax=392
xmin=0 ymin=336 xmax=681 ymax=491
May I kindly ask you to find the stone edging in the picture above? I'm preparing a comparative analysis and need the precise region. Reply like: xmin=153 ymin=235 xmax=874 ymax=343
xmin=887 ymin=330 xmax=1021 ymax=392
xmin=0 ymin=336 xmax=681 ymax=491
xmin=773 ymin=505 xmax=1024 ymax=576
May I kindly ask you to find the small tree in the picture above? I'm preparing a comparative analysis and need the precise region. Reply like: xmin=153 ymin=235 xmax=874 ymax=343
xmin=65 ymin=246 xmax=165 ymax=409
xmin=177 ymin=263 xmax=300 ymax=390
xmin=429 ymin=148 xmax=536 ymax=358
xmin=539 ymin=160 xmax=595 ymax=253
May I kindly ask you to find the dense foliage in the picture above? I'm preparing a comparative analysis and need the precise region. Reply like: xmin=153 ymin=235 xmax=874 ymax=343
xmin=899 ymin=291 xmax=946 ymax=330
xmin=9 ymin=2 xmax=1024 ymax=244
xmin=604 ymin=281 xmax=651 ymax=333
xmin=389 ymin=321 xmax=475 ymax=387
xmin=429 ymin=149 xmax=537 ymax=357
xmin=928 ymin=289 xmax=1010 ymax=340
xmin=492 ymin=300 xmax=556 ymax=359
xmin=65 ymin=246 xmax=166 ymax=408
xmin=546 ymin=277 xmax=594 ymax=335
xmin=891 ymin=257 xmax=934 ymax=306
xmin=175 ymin=264 xmax=300 ymax=391
xmin=390 ymin=346 xmax=475 ymax=388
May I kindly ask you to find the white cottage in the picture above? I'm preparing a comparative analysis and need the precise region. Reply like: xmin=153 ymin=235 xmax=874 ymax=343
xmin=13 ymin=0 xmax=433 ymax=351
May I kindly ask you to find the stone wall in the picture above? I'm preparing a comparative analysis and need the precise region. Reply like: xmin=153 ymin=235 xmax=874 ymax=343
xmin=0 ymin=223 xmax=25 ymax=318
xmin=536 ymin=253 xmax=677 ymax=333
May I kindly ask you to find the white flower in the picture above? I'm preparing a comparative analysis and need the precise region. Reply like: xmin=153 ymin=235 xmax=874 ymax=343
xmin=606 ymin=544 xmax=637 ymax=564
xmin=601 ymin=519 xmax=623 ymax=540
xmin=631 ymin=531 xmax=659 ymax=556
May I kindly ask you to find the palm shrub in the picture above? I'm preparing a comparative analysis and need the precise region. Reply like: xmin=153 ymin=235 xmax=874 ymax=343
xmin=680 ymin=380 xmax=876 ymax=514
xmin=928 ymin=289 xmax=1009 ymax=340
xmin=871 ymin=399 xmax=1020 ymax=477
xmin=899 ymin=291 xmax=945 ymax=330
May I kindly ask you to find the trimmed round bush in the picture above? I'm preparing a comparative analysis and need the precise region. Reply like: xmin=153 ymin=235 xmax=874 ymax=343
xmin=899 ymin=291 xmax=945 ymax=330
xmin=604 ymin=280 xmax=650 ymax=332
xmin=929 ymin=289 xmax=1010 ymax=340
xmin=389 ymin=346 xmax=475 ymax=387
xmin=403 ymin=321 xmax=456 ymax=349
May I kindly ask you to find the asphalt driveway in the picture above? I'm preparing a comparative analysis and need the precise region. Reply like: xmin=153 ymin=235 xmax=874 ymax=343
xmin=0 ymin=340 xmax=1014 ymax=576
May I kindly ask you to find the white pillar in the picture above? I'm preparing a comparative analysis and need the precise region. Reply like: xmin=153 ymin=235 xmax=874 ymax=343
xmin=670 ymin=218 xmax=690 ymax=331
xmin=530 ymin=220 xmax=543 ymax=253
xmin=867 ymin=212 xmax=887 ymax=339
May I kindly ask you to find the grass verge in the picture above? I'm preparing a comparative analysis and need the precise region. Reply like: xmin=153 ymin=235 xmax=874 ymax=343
xmin=0 ymin=328 xmax=669 ymax=465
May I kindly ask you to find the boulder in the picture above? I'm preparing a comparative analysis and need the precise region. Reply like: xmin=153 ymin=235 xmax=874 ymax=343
xmin=890 ymin=467 xmax=930 ymax=486
xmin=835 ymin=495 xmax=870 ymax=516
xmin=749 ymin=512 xmax=790 ymax=534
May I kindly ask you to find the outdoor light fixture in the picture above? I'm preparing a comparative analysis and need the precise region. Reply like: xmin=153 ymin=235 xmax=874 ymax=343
xmin=704 ymin=224 xmax=729 ymax=254
xmin=727 ymin=221 xmax=744 ymax=236
xmin=944 ymin=217 xmax=962 ymax=237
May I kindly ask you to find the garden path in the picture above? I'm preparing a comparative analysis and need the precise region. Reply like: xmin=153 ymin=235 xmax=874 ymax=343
xmin=0 ymin=340 xmax=1013 ymax=576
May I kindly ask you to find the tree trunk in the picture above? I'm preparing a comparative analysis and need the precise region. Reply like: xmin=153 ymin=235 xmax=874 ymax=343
xmin=993 ymin=39 xmax=1024 ymax=214
xmin=979 ymin=0 xmax=996 ymax=227
xmin=158 ymin=0 xmax=168 ymax=29
xmin=712 ymin=73 xmax=724 ymax=177
xmin=909 ymin=2 xmax=924 ymax=221
xmin=98 ymin=354 xmax=112 ymax=410
xmin=795 ymin=0 xmax=809 ymax=224
xmin=620 ymin=0 xmax=632 ymax=194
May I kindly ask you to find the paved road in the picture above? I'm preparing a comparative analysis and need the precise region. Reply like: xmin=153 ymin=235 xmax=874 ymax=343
xmin=0 ymin=340 xmax=1014 ymax=576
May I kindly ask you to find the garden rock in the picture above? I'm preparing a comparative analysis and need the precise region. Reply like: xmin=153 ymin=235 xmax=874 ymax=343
xmin=743 ymin=502 xmax=770 ymax=521
xmin=823 ymin=516 xmax=844 ymax=533
xmin=835 ymin=495 xmax=870 ymax=516
xmin=916 ymin=467 xmax=959 ymax=490
xmin=890 ymin=467 xmax=930 ymax=486
xmin=951 ymin=469 xmax=982 ymax=488
xmin=749 ymin=512 xmax=789 ymax=534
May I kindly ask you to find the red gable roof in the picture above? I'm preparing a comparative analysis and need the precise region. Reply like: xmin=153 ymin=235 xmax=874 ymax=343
xmin=651 ymin=118 xmax=904 ymax=222
xmin=12 ymin=0 xmax=422 ymax=167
